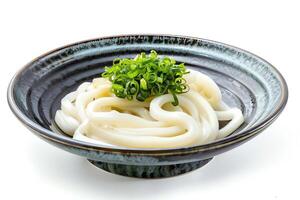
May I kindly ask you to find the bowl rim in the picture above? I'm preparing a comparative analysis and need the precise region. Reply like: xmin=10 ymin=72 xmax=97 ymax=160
xmin=7 ymin=34 xmax=288 ymax=155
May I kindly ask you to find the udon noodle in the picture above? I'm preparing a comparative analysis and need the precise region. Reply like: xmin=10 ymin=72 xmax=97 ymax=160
xmin=55 ymin=69 xmax=244 ymax=148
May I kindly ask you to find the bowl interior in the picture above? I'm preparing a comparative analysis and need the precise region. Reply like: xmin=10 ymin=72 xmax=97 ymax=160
xmin=10 ymin=35 xmax=287 ymax=150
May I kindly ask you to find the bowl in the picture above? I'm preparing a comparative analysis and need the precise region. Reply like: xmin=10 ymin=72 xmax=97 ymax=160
xmin=7 ymin=35 xmax=288 ymax=178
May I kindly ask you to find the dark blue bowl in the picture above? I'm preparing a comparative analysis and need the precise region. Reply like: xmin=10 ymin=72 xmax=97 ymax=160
xmin=7 ymin=35 xmax=288 ymax=178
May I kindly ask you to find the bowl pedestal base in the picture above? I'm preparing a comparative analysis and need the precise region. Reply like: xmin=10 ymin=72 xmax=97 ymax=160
xmin=88 ymin=158 xmax=213 ymax=178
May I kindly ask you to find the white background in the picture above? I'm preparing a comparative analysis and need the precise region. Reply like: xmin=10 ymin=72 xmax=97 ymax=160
xmin=0 ymin=0 xmax=299 ymax=199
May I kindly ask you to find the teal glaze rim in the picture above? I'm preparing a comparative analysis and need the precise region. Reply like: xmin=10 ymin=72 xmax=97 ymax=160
xmin=7 ymin=34 xmax=288 ymax=156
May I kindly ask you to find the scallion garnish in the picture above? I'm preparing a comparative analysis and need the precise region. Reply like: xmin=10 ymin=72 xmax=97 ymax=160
xmin=102 ymin=50 xmax=189 ymax=106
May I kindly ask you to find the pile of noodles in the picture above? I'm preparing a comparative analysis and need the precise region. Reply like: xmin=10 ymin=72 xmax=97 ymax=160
xmin=55 ymin=69 xmax=244 ymax=148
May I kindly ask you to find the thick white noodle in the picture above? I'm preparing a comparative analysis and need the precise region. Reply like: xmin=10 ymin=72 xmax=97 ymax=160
xmin=54 ymin=70 xmax=244 ymax=148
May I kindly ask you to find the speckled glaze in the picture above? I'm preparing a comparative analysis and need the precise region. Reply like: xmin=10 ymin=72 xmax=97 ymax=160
xmin=88 ymin=158 xmax=212 ymax=178
xmin=7 ymin=35 xmax=288 ymax=178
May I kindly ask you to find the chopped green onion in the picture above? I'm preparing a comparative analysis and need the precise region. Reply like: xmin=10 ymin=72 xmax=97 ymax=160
xmin=140 ymin=78 xmax=147 ymax=90
xmin=102 ymin=50 xmax=189 ymax=105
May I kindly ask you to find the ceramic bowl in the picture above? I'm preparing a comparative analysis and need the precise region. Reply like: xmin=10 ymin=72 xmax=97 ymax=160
xmin=7 ymin=35 xmax=288 ymax=178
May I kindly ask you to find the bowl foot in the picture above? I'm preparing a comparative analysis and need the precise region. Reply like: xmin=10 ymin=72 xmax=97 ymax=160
xmin=88 ymin=158 xmax=213 ymax=178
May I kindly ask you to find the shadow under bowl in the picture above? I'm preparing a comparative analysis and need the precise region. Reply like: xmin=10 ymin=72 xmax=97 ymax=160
xmin=7 ymin=35 xmax=288 ymax=178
